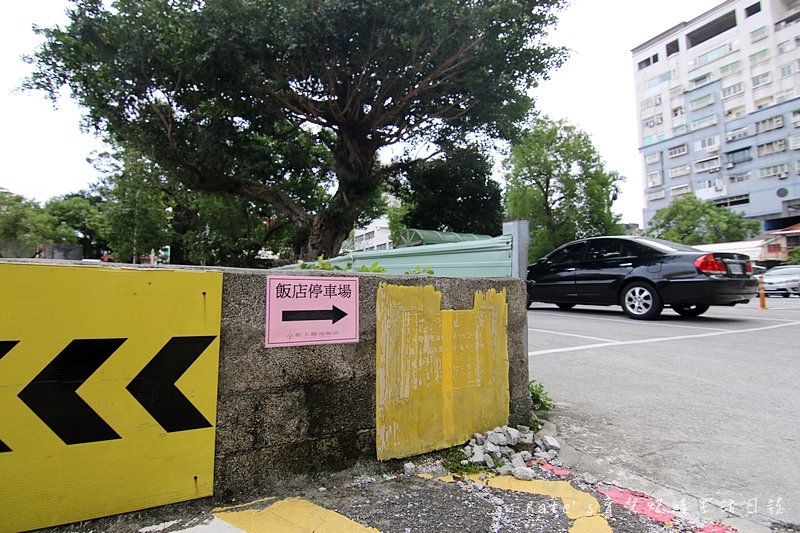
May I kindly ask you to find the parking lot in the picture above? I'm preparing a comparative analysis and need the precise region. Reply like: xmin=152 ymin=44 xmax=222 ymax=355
xmin=527 ymin=297 xmax=800 ymax=527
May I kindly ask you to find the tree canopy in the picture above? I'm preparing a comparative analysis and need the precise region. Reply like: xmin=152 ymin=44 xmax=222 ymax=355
xmin=505 ymin=117 xmax=624 ymax=260
xmin=26 ymin=0 xmax=566 ymax=259
xmin=644 ymin=195 xmax=760 ymax=245
xmin=391 ymin=148 xmax=503 ymax=235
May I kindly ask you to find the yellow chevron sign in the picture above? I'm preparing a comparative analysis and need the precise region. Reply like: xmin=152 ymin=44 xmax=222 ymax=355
xmin=0 ymin=264 xmax=222 ymax=532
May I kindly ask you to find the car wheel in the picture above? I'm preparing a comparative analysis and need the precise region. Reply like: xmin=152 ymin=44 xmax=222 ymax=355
xmin=556 ymin=303 xmax=575 ymax=310
xmin=621 ymin=281 xmax=663 ymax=320
xmin=672 ymin=304 xmax=709 ymax=317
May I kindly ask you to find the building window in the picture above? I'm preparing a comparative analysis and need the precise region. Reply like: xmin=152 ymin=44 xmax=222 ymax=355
xmin=694 ymin=135 xmax=720 ymax=152
xmin=691 ymin=114 xmax=718 ymax=131
xmin=667 ymin=39 xmax=680 ymax=57
xmin=745 ymin=2 xmax=761 ymax=17
xmin=793 ymin=110 xmax=800 ymax=127
xmin=756 ymin=115 xmax=784 ymax=133
xmin=694 ymin=156 xmax=721 ymax=172
xmin=749 ymin=49 xmax=769 ymax=65
xmin=722 ymin=82 xmax=744 ymax=99
xmin=726 ymin=127 xmax=749 ymax=141
xmin=728 ymin=171 xmax=751 ymax=183
xmin=668 ymin=144 xmax=689 ymax=157
xmin=755 ymin=96 xmax=774 ymax=109
xmin=690 ymin=93 xmax=715 ymax=110
xmin=757 ymin=163 xmax=789 ymax=178
xmin=777 ymin=89 xmax=796 ymax=103
xmin=686 ymin=11 xmax=737 ymax=49
xmin=692 ymin=42 xmax=738 ymax=70
xmin=643 ymin=133 xmax=667 ymax=146
xmin=647 ymin=171 xmax=663 ymax=187
xmin=669 ymin=165 xmax=692 ymax=178
xmin=673 ymin=124 xmax=687 ymax=136
xmin=714 ymin=194 xmax=750 ymax=207
xmin=645 ymin=152 xmax=661 ymax=164
xmin=720 ymin=60 xmax=743 ymax=77
xmin=646 ymin=71 xmax=672 ymax=89
xmin=725 ymin=147 xmax=751 ymax=164
xmin=750 ymin=26 xmax=768 ymax=43
xmin=790 ymin=134 xmax=800 ymax=150
xmin=638 ymin=53 xmax=660 ymax=70
xmin=757 ymin=139 xmax=786 ymax=156
xmin=778 ymin=40 xmax=793 ymax=54
xmin=725 ymin=105 xmax=746 ymax=120
xmin=640 ymin=94 xmax=663 ymax=109
xmin=647 ymin=190 xmax=666 ymax=201
xmin=672 ymin=106 xmax=685 ymax=118
xmin=642 ymin=113 xmax=664 ymax=128
xmin=670 ymin=184 xmax=692 ymax=196
xmin=780 ymin=63 xmax=794 ymax=78
xmin=690 ymin=72 xmax=713 ymax=89
xmin=752 ymin=72 xmax=772 ymax=88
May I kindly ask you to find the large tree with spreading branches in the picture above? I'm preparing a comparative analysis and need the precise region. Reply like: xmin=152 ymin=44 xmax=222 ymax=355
xmin=25 ymin=0 xmax=566 ymax=259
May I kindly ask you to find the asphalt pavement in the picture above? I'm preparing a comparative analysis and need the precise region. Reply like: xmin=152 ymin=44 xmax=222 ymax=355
xmin=527 ymin=296 xmax=800 ymax=530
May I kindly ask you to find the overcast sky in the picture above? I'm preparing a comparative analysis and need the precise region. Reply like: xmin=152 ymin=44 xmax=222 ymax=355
xmin=1 ymin=0 xmax=722 ymax=226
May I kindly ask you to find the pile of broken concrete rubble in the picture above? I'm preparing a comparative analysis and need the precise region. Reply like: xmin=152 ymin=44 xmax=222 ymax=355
xmin=459 ymin=425 xmax=563 ymax=480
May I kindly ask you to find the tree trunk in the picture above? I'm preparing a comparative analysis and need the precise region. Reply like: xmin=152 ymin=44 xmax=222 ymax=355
xmin=301 ymin=129 xmax=380 ymax=260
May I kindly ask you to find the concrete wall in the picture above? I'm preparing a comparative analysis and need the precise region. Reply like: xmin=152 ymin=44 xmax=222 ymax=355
xmin=215 ymin=269 xmax=531 ymax=496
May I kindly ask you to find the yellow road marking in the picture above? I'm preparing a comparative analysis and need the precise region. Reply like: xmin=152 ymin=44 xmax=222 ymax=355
xmin=215 ymin=497 xmax=378 ymax=532
xmin=455 ymin=475 xmax=613 ymax=532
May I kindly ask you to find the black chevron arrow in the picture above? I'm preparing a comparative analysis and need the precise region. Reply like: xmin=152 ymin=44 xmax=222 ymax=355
xmin=282 ymin=305 xmax=347 ymax=324
xmin=18 ymin=338 xmax=126 ymax=445
xmin=0 ymin=340 xmax=19 ymax=360
xmin=1 ymin=341 xmax=20 ymax=451
xmin=127 ymin=336 xmax=216 ymax=432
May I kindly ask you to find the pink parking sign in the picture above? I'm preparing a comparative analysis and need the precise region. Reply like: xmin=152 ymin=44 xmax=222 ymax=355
xmin=265 ymin=276 xmax=359 ymax=348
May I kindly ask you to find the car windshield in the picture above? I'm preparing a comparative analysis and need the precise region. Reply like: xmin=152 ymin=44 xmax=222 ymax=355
xmin=764 ymin=266 xmax=800 ymax=276
xmin=631 ymin=237 xmax=699 ymax=253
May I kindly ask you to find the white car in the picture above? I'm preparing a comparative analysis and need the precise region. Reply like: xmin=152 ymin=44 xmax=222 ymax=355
xmin=762 ymin=265 xmax=800 ymax=298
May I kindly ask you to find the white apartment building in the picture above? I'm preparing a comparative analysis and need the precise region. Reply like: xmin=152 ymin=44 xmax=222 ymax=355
xmin=341 ymin=216 xmax=393 ymax=252
xmin=633 ymin=0 xmax=800 ymax=231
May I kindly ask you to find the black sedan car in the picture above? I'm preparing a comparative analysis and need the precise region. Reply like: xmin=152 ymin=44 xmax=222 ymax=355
xmin=526 ymin=236 xmax=758 ymax=319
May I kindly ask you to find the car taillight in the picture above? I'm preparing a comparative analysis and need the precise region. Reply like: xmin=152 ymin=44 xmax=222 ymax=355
xmin=745 ymin=261 xmax=753 ymax=274
xmin=694 ymin=253 xmax=727 ymax=275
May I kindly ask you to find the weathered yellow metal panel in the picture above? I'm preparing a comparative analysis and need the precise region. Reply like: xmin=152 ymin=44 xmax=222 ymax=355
xmin=0 ymin=264 xmax=222 ymax=532
xmin=376 ymin=283 xmax=509 ymax=460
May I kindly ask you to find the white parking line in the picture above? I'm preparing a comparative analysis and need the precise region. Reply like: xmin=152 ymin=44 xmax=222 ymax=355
xmin=528 ymin=319 xmax=800 ymax=356
xmin=529 ymin=310 xmax=731 ymax=331
xmin=528 ymin=328 xmax=616 ymax=342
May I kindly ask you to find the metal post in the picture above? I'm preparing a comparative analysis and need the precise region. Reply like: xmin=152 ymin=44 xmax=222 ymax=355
xmin=759 ymin=275 xmax=767 ymax=310
xmin=503 ymin=220 xmax=530 ymax=279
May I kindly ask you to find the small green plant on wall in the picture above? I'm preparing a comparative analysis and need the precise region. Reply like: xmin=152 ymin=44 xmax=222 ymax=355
xmin=528 ymin=380 xmax=554 ymax=411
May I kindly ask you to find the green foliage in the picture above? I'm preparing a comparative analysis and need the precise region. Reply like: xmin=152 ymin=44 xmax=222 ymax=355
xmin=440 ymin=446 xmax=493 ymax=475
xmin=43 ymin=192 xmax=108 ymax=258
xmin=0 ymin=193 xmax=51 ymax=251
xmin=644 ymin=195 xmax=761 ymax=245
xmin=387 ymin=204 xmax=410 ymax=245
xmin=528 ymin=380 xmax=554 ymax=412
xmin=505 ymin=117 xmax=625 ymax=261
xmin=404 ymin=266 xmax=435 ymax=275
xmin=298 ymin=257 xmax=387 ymax=273
xmin=26 ymin=0 xmax=567 ymax=259
xmin=392 ymin=147 xmax=503 ymax=235
xmin=0 ymin=191 xmax=107 ymax=258
xmin=784 ymin=246 xmax=800 ymax=265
